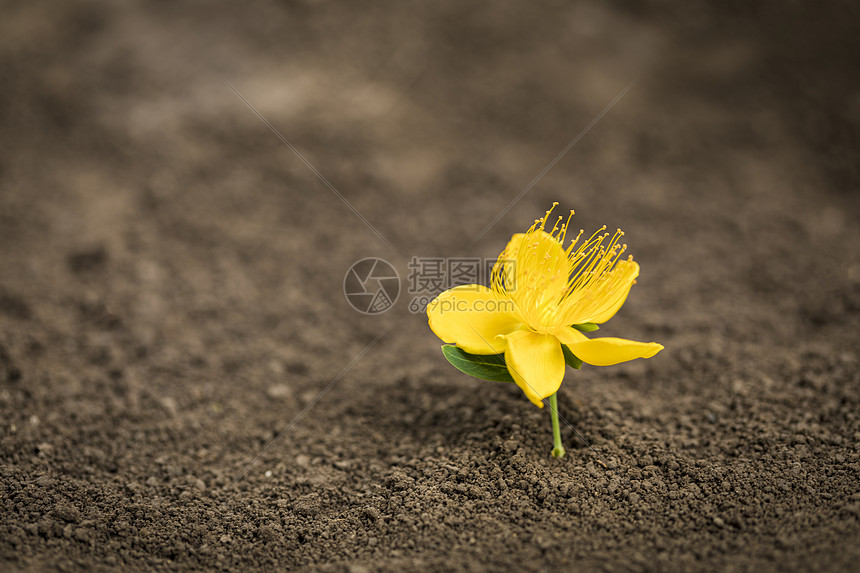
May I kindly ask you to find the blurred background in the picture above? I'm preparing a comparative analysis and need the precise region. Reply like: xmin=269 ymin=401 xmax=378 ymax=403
xmin=1 ymin=0 xmax=859 ymax=570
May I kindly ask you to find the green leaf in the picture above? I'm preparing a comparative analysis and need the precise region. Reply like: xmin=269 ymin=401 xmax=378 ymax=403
xmin=441 ymin=345 xmax=514 ymax=383
xmin=561 ymin=345 xmax=583 ymax=369
xmin=572 ymin=322 xmax=599 ymax=332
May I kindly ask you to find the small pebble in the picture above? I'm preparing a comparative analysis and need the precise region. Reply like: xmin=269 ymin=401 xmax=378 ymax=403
xmin=266 ymin=384 xmax=293 ymax=399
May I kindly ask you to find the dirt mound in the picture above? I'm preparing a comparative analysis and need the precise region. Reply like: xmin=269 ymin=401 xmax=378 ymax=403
xmin=2 ymin=1 xmax=859 ymax=571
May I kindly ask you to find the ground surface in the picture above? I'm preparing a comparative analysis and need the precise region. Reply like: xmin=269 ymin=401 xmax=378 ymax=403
xmin=2 ymin=1 xmax=860 ymax=571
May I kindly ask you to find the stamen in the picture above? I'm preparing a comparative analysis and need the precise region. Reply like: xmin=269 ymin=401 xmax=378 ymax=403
xmin=559 ymin=210 xmax=575 ymax=244
xmin=493 ymin=206 xmax=637 ymax=330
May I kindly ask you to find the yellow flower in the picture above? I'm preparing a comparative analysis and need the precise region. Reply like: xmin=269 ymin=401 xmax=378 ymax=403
xmin=427 ymin=204 xmax=663 ymax=407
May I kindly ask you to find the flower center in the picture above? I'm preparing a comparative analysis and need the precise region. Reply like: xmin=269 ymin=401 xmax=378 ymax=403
xmin=491 ymin=203 xmax=634 ymax=330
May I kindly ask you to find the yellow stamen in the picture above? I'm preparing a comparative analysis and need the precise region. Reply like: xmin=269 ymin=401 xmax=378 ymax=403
xmin=490 ymin=210 xmax=638 ymax=330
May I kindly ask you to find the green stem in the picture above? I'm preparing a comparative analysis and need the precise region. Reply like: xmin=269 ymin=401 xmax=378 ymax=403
xmin=549 ymin=392 xmax=565 ymax=459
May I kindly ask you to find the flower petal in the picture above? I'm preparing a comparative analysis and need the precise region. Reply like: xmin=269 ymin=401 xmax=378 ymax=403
xmin=516 ymin=230 xmax=569 ymax=301
xmin=585 ymin=260 xmax=640 ymax=324
xmin=565 ymin=336 xmax=663 ymax=366
xmin=551 ymin=326 xmax=589 ymax=346
xmin=500 ymin=233 xmax=526 ymax=257
xmin=427 ymin=285 xmax=522 ymax=354
xmin=496 ymin=230 xmax=569 ymax=302
xmin=502 ymin=330 xmax=566 ymax=407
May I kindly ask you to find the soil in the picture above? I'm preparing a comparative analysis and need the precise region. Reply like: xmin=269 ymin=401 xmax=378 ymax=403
xmin=2 ymin=1 xmax=860 ymax=571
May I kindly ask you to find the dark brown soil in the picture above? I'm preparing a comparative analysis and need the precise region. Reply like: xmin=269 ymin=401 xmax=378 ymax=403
xmin=2 ymin=1 xmax=860 ymax=571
